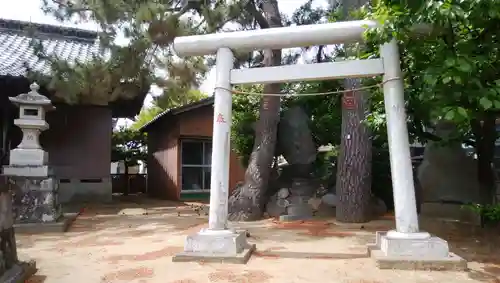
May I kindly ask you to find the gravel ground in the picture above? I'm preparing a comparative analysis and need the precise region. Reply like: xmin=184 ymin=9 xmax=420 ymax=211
xmin=17 ymin=198 xmax=500 ymax=283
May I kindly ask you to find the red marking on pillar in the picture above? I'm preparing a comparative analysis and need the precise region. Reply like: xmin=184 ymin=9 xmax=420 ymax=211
xmin=342 ymin=90 xmax=356 ymax=110
xmin=216 ymin=113 xmax=226 ymax=123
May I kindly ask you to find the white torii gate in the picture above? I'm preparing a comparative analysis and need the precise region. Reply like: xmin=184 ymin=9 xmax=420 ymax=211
xmin=172 ymin=20 xmax=464 ymax=269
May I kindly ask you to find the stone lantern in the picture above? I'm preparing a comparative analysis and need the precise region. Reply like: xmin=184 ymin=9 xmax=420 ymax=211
xmin=2 ymin=82 xmax=62 ymax=225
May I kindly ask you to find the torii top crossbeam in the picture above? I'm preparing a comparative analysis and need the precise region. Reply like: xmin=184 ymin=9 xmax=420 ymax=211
xmin=173 ymin=20 xmax=377 ymax=57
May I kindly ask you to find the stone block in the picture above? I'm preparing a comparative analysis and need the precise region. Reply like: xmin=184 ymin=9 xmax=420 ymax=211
xmin=279 ymin=214 xmax=311 ymax=222
xmin=58 ymin=178 xmax=112 ymax=204
xmin=2 ymin=166 xmax=50 ymax=178
xmin=367 ymin=230 xmax=467 ymax=271
xmin=0 ymin=260 xmax=37 ymax=283
xmin=371 ymin=249 xmax=467 ymax=271
xmin=381 ymin=234 xmax=449 ymax=258
xmin=11 ymin=178 xmax=62 ymax=224
xmin=173 ymin=229 xmax=255 ymax=264
xmin=14 ymin=212 xmax=78 ymax=234
xmin=9 ymin=149 xmax=47 ymax=166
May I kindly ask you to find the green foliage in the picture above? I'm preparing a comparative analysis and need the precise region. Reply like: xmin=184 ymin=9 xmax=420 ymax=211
xmin=112 ymin=127 xmax=147 ymax=168
xmin=42 ymin=0 xmax=316 ymax=108
xmin=284 ymin=81 xmax=343 ymax=147
xmin=365 ymin=0 xmax=500 ymax=142
xmin=312 ymin=149 xmax=337 ymax=186
xmin=360 ymin=0 xmax=500 ymax=200
xmin=27 ymin=40 xmax=152 ymax=105
xmin=130 ymin=105 xmax=164 ymax=131
xmin=38 ymin=0 xmax=222 ymax=106
xmin=231 ymin=85 xmax=262 ymax=166
xmin=463 ymin=203 xmax=500 ymax=224
xmin=153 ymin=89 xmax=208 ymax=110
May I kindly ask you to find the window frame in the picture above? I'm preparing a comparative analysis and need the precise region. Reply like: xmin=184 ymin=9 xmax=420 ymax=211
xmin=180 ymin=139 xmax=212 ymax=193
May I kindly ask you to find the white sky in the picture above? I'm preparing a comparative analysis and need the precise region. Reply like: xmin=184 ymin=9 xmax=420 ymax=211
xmin=0 ymin=0 xmax=328 ymax=125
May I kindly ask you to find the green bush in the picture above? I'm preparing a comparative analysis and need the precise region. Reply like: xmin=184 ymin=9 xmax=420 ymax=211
xmin=463 ymin=203 xmax=500 ymax=226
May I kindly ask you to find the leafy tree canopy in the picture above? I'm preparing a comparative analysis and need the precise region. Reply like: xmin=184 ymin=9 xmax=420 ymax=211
xmin=364 ymin=0 xmax=500 ymax=144
xmin=111 ymin=126 xmax=147 ymax=168
xmin=361 ymin=0 xmax=500 ymax=202
xmin=130 ymin=105 xmax=164 ymax=131
xmin=38 ymin=0 xmax=211 ymax=105
xmin=153 ymin=88 xmax=208 ymax=110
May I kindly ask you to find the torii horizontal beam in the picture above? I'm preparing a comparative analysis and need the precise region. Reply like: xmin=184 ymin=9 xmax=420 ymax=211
xmin=173 ymin=20 xmax=377 ymax=57
xmin=230 ymin=59 xmax=384 ymax=84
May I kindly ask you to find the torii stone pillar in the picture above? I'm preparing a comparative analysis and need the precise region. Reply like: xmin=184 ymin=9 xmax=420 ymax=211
xmin=171 ymin=20 xmax=466 ymax=270
xmin=172 ymin=48 xmax=255 ymax=264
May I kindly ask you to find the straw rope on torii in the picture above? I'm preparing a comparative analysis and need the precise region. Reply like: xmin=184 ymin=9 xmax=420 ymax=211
xmin=214 ymin=76 xmax=401 ymax=97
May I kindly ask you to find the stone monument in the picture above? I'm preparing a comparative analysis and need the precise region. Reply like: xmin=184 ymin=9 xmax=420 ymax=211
xmin=417 ymin=121 xmax=483 ymax=224
xmin=265 ymin=106 xmax=318 ymax=221
xmin=2 ymin=83 xmax=68 ymax=232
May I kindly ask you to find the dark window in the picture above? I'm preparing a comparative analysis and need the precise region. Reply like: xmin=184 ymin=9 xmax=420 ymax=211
xmin=181 ymin=140 xmax=212 ymax=191
xmin=181 ymin=167 xmax=204 ymax=191
xmin=181 ymin=141 xmax=203 ymax=165
xmin=24 ymin=108 xmax=38 ymax=116
xmin=204 ymin=143 xmax=212 ymax=165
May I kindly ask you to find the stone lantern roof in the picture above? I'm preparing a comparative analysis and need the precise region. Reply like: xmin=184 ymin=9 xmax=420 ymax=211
xmin=9 ymin=82 xmax=53 ymax=108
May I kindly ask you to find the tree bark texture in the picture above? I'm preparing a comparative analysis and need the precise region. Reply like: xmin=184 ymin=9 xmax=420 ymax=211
xmin=227 ymin=0 xmax=283 ymax=221
xmin=335 ymin=79 xmax=373 ymax=223
xmin=335 ymin=0 xmax=372 ymax=223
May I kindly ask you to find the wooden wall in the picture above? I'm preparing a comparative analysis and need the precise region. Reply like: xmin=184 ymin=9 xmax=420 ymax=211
xmin=147 ymin=104 xmax=246 ymax=201
xmin=41 ymin=105 xmax=112 ymax=180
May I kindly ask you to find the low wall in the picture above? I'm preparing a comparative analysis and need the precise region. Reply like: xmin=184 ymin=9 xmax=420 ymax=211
xmin=58 ymin=177 xmax=112 ymax=204
xmin=420 ymin=202 xmax=481 ymax=225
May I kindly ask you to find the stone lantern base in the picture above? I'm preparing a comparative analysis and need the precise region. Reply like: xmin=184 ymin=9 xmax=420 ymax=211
xmin=3 ymin=166 xmax=76 ymax=233
xmin=10 ymin=177 xmax=62 ymax=223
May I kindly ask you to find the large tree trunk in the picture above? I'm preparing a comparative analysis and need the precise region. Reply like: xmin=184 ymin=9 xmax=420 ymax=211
xmin=335 ymin=79 xmax=372 ymax=222
xmin=335 ymin=0 xmax=372 ymax=223
xmin=472 ymin=116 xmax=497 ymax=204
xmin=228 ymin=0 xmax=283 ymax=221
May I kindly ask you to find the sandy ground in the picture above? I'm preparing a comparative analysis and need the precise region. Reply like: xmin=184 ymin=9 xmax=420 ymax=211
xmin=17 ymin=197 xmax=500 ymax=283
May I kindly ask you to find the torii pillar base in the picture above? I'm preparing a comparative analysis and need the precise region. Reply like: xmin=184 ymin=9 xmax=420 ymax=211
xmin=367 ymin=231 xmax=467 ymax=271
xmin=172 ymin=229 xmax=255 ymax=264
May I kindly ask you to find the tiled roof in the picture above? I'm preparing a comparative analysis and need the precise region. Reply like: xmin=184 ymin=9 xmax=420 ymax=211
xmin=0 ymin=18 xmax=100 ymax=77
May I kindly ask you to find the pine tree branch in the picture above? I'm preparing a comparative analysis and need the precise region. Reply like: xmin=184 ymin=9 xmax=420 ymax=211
xmin=50 ymin=0 xmax=96 ymax=13
xmin=193 ymin=19 xmax=206 ymax=31
xmin=244 ymin=1 xmax=269 ymax=29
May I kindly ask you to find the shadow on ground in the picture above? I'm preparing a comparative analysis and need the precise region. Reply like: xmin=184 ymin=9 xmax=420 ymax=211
xmin=25 ymin=275 xmax=47 ymax=283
